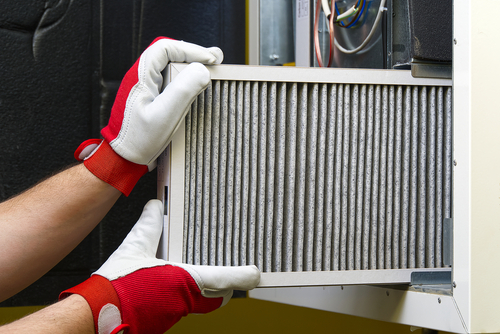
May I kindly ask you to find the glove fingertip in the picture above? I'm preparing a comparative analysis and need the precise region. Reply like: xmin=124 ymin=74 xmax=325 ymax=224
xmin=246 ymin=265 xmax=262 ymax=288
xmin=207 ymin=47 xmax=224 ymax=64
xmin=182 ymin=62 xmax=211 ymax=88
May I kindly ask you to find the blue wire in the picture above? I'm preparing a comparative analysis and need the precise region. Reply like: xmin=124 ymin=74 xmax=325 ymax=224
xmin=335 ymin=0 xmax=365 ymax=29
xmin=345 ymin=0 xmax=366 ymax=28
xmin=335 ymin=2 xmax=346 ymax=27
xmin=358 ymin=0 xmax=374 ymax=26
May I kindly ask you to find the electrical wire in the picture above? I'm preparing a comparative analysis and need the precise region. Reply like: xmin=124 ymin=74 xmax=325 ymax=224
xmin=314 ymin=0 xmax=336 ymax=67
xmin=321 ymin=0 xmax=332 ymax=18
xmin=334 ymin=0 xmax=364 ymax=28
xmin=343 ymin=0 xmax=366 ymax=28
xmin=314 ymin=0 xmax=325 ymax=67
xmin=336 ymin=5 xmax=358 ymax=21
xmin=323 ymin=1 xmax=361 ymax=25
xmin=334 ymin=0 xmax=386 ymax=54
xmin=327 ymin=0 xmax=335 ymax=67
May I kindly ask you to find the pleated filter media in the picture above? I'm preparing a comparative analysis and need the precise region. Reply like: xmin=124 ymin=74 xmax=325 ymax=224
xmin=160 ymin=64 xmax=453 ymax=285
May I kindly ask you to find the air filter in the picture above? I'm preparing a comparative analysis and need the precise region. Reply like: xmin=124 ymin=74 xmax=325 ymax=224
xmin=158 ymin=64 xmax=452 ymax=287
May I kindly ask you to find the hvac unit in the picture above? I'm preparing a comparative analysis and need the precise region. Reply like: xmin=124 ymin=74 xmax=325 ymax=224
xmin=156 ymin=63 xmax=472 ymax=332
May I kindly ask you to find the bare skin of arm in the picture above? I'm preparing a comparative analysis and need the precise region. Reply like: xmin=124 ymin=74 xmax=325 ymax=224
xmin=0 ymin=163 xmax=121 ymax=302
xmin=0 ymin=294 xmax=94 ymax=334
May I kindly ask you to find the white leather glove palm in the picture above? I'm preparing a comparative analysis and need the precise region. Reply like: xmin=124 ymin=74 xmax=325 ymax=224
xmin=62 ymin=200 xmax=260 ymax=334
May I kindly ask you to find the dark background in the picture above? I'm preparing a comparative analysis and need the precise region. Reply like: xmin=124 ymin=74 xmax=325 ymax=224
xmin=0 ymin=0 xmax=245 ymax=306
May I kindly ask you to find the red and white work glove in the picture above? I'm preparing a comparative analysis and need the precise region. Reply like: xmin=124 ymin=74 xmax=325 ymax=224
xmin=60 ymin=200 xmax=261 ymax=334
xmin=75 ymin=37 xmax=223 ymax=195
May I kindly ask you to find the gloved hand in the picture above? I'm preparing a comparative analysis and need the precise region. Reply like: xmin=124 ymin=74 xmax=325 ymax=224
xmin=75 ymin=37 xmax=223 ymax=195
xmin=60 ymin=200 xmax=260 ymax=334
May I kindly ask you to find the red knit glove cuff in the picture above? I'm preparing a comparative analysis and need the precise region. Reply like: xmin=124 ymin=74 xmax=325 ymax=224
xmin=82 ymin=141 xmax=148 ymax=196
xmin=59 ymin=275 xmax=129 ymax=334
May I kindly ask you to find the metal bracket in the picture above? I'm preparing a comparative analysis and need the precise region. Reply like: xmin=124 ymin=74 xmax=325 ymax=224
xmin=411 ymin=271 xmax=452 ymax=286
xmin=443 ymin=218 xmax=453 ymax=267
xmin=411 ymin=59 xmax=452 ymax=79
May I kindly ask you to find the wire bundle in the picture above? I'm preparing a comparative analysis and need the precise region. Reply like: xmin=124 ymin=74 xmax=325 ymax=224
xmin=334 ymin=0 xmax=366 ymax=28
xmin=314 ymin=0 xmax=335 ymax=67
xmin=314 ymin=0 xmax=387 ymax=63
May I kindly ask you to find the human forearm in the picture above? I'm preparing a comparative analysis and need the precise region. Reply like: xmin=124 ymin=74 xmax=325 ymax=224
xmin=0 ymin=163 xmax=121 ymax=302
xmin=0 ymin=294 xmax=94 ymax=334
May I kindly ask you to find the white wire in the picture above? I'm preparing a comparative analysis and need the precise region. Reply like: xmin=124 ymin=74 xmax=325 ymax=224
xmin=321 ymin=0 xmax=331 ymax=18
xmin=322 ymin=0 xmax=357 ymax=21
xmin=337 ymin=5 xmax=357 ymax=21
xmin=334 ymin=0 xmax=387 ymax=54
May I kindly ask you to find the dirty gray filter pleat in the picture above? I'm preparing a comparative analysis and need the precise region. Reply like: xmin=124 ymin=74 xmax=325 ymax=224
xmin=347 ymin=85 xmax=358 ymax=271
xmin=232 ymin=81 xmax=244 ymax=266
xmin=247 ymin=81 xmax=259 ymax=266
xmin=400 ymin=86 xmax=412 ymax=269
xmin=201 ymin=84 xmax=213 ymax=265
xmin=378 ymin=86 xmax=389 ymax=270
xmin=354 ymin=85 xmax=367 ymax=271
xmin=293 ymin=83 xmax=308 ymax=272
xmin=409 ymin=86 xmax=419 ymax=269
xmin=224 ymin=81 xmax=236 ymax=266
xmin=304 ymin=83 xmax=319 ymax=272
xmin=314 ymin=84 xmax=328 ymax=271
xmin=385 ymin=86 xmax=395 ymax=269
xmin=435 ymin=87 xmax=444 ymax=268
xmin=392 ymin=86 xmax=403 ymax=269
xmin=283 ymin=83 xmax=297 ymax=272
xmin=340 ymin=85 xmax=350 ymax=271
xmin=417 ymin=87 xmax=427 ymax=268
xmin=255 ymin=82 xmax=268 ymax=270
xmin=323 ymin=84 xmax=337 ymax=271
xmin=216 ymin=81 xmax=229 ymax=266
xmin=184 ymin=101 xmax=193 ymax=264
xmin=333 ymin=84 xmax=344 ymax=271
xmin=273 ymin=82 xmax=287 ymax=272
xmin=444 ymin=86 xmax=453 ymax=236
xmin=194 ymin=92 xmax=205 ymax=265
xmin=370 ymin=85 xmax=381 ymax=270
xmin=209 ymin=81 xmax=221 ymax=266
xmin=362 ymin=85 xmax=374 ymax=270
xmin=239 ymin=81 xmax=251 ymax=266
xmin=264 ymin=82 xmax=277 ymax=272
xmin=426 ymin=87 xmax=437 ymax=268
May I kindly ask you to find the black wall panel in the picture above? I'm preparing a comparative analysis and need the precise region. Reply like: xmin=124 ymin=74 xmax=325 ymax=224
xmin=0 ymin=0 xmax=245 ymax=306
xmin=408 ymin=0 xmax=452 ymax=62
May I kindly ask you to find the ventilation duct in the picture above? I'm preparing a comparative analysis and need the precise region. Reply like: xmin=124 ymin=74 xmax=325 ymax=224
xmin=158 ymin=64 xmax=452 ymax=287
